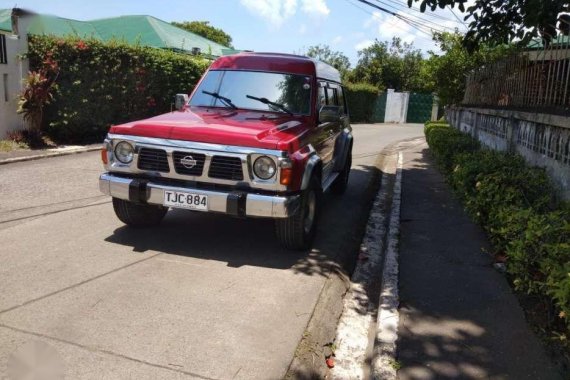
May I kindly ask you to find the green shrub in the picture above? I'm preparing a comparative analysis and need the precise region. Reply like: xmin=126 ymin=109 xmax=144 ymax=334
xmin=345 ymin=82 xmax=379 ymax=123
xmin=424 ymin=121 xmax=570 ymax=330
xmin=424 ymin=124 xmax=479 ymax=173
xmin=507 ymin=210 xmax=570 ymax=327
xmin=27 ymin=35 xmax=210 ymax=144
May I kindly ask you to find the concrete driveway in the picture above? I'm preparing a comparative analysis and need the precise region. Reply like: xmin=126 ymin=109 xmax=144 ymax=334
xmin=0 ymin=124 xmax=423 ymax=380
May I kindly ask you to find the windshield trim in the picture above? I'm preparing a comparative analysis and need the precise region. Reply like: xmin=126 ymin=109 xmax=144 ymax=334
xmin=189 ymin=69 xmax=314 ymax=117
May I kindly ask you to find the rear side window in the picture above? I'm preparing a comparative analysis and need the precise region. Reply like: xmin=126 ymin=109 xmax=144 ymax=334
xmin=318 ymin=85 xmax=327 ymax=107
xmin=317 ymin=81 xmax=346 ymax=115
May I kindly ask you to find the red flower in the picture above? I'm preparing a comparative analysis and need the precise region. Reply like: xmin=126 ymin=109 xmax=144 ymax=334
xmin=76 ymin=40 xmax=88 ymax=50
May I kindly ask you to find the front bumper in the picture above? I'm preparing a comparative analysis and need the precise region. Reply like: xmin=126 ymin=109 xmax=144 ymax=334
xmin=99 ymin=173 xmax=300 ymax=218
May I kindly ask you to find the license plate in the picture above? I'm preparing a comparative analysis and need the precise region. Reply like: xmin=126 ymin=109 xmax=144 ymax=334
xmin=163 ymin=190 xmax=208 ymax=211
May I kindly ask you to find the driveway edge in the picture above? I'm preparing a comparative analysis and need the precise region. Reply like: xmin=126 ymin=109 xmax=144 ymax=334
xmin=0 ymin=145 xmax=102 ymax=165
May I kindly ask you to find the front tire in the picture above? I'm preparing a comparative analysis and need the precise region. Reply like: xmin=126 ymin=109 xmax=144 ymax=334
xmin=112 ymin=198 xmax=168 ymax=227
xmin=275 ymin=178 xmax=321 ymax=250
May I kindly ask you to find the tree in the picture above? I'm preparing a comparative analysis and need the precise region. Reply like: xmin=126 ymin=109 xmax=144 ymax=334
xmin=306 ymin=45 xmax=351 ymax=80
xmin=409 ymin=0 xmax=570 ymax=49
xmin=422 ymin=32 xmax=511 ymax=105
xmin=350 ymin=37 xmax=430 ymax=92
xmin=171 ymin=21 xmax=233 ymax=48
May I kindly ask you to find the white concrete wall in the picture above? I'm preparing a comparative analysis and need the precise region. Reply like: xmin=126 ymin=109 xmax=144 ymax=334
xmin=447 ymin=107 xmax=570 ymax=200
xmin=0 ymin=15 xmax=30 ymax=138
xmin=384 ymin=89 xmax=409 ymax=123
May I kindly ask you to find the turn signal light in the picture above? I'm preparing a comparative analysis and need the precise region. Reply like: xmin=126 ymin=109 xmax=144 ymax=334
xmin=280 ymin=168 xmax=293 ymax=185
xmin=101 ymin=148 xmax=108 ymax=164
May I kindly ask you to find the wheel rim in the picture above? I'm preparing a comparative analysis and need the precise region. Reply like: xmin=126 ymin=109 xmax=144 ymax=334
xmin=304 ymin=190 xmax=316 ymax=235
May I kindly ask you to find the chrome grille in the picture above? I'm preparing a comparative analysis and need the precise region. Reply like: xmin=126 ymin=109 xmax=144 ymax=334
xmin=173 ymin=151 xmax=206 ymax=176
xmin=137 ymin=148 xmax=169 ymax=172
xmin=208 ymin=156 xmax=243 ymax=180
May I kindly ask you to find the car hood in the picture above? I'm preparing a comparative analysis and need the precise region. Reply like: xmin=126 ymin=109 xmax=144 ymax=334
xmin=109 ymin=107 xmax=311 ymax=152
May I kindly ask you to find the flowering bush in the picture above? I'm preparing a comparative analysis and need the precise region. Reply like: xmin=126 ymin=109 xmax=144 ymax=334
xmin=27 ymin=35 xmax=210 ymax=143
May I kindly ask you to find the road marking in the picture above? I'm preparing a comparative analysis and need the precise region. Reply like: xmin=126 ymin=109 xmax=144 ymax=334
xmin=372 ymin=152 xmax=403 ymax=380
xmin=331 ymin=158 xmax=394 ymax=379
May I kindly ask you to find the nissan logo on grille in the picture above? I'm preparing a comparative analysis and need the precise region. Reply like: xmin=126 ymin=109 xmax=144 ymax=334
xmin=180 ymin=155 xmax=197 ymax=169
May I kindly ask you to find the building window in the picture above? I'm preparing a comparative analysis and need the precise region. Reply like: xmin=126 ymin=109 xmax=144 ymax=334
xmin=0 ymin=34 xmax=7 ymax=64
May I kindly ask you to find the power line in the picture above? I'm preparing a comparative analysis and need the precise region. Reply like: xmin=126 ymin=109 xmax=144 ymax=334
xmin=344 ymin=0 xmax=435 ymax=38
xmin=380 ymin=0 xmax=463 ymax=25
xmin=356 ymin=0 xmax=450 ymax=35
xmin=448 ymin=6 xmax=468 ymax=27
xmin=371 ymin=0 xmax=458 ymax=32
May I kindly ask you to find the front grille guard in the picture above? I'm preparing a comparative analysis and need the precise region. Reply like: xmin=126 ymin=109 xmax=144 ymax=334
xmin=104 ymin=135 xmax=289 ymax=192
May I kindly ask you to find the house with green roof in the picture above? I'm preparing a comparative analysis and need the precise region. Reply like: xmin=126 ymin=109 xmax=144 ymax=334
xmin=0 ymin=8 xmax=240 ymax=137
xmin=0 ymin=9 xmax=33 ymax=138
xmin=0 ymin=10 xmax=239 ymax=57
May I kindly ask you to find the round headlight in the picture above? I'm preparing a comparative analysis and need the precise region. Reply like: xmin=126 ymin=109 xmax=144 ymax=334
xmin=114 ymin=141 xmax=134 ymax=164
xmin=253 ymin=156 xmax=277 ymax=180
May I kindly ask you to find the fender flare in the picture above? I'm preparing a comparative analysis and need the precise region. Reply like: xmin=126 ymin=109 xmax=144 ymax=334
xmin=334 ymin=129 xmax=353 ymax=171
xmin=300 ymin=153 xmax=322 ymax=190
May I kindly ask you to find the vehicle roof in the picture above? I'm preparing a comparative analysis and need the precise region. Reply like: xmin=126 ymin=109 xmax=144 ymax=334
xmin=209 ymin=52 xmax=342 ymax=84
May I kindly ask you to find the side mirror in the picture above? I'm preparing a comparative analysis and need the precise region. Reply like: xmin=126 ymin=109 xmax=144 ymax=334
xmin=174 ymin=94 xmax=189 ymax=111
xmin=319 ymin=105 xmax=341 ymax=123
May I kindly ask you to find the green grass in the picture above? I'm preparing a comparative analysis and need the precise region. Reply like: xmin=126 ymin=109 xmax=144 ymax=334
xmin=0 ymin=140 xmax=29 ymax=152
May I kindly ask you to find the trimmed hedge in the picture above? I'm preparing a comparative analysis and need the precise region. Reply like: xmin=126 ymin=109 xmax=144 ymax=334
xmin=345 ymin=82 xmax=379 ymax=123
xmin=27 ymin=35 xmax=210 ymax=143
xmin=425 ymin=121 xmax=570 ymax=332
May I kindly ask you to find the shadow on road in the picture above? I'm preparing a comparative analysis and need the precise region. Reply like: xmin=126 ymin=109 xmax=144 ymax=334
xmin=396 ymin=148 xmax=563 ymax=380
xmin=104 ymin=164 xmax=384 ymax=279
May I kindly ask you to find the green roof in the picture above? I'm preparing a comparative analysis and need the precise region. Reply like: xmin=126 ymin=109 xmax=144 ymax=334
xmin=28 ymin=14 xmax=101 ymax=39
xmin=0 ymin=9 xmax=239 ymax=56
xmin=89 ymin=15 xmax=236 ymax=56
xmin=0 ymin=9 xmax=12 ymax=32
xmin=527 ymin=35 xmax=570 ymax=50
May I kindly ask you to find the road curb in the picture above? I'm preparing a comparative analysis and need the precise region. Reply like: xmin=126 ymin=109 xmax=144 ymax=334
xmin=371 ymin=152 xmax=403 ymax=380
xmin=286 ymin=144 xmax=396 ymax=380
xmin=0 ymin=145 xmax=102 ymax=165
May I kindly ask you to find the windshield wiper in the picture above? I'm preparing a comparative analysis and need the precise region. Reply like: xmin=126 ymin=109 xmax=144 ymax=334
xmin=202 ymin=90 xmax=237 ymax=109
xmin=246 ymin=95 xmax=293 ymax=115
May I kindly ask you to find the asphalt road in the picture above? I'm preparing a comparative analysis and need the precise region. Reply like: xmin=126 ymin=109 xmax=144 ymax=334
xmin=0 ymin=123 xmax=423 ymax=380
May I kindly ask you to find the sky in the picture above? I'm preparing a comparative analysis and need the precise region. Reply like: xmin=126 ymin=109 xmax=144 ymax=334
xmin=3 ymin=0 xmax=470 ymax=65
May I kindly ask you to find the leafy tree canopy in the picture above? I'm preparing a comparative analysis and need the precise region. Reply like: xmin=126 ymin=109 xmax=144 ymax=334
xmin=349 ymin=37 xmax=430 ymax=92
xmin=171 ymin=21 xmax=233 ymax=48
xmin=306 ymin=45 xmax=351 ymax=80
xmin=409 ymin=0 xmax=570 ymax=49
xmin=422 ymin=32 xmax=512 ymax=105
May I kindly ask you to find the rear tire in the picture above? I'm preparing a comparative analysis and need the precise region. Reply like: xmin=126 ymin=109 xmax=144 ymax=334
xmin=112 ymin=198 xmax=168 ymax=227
xmin=275 ymin=177 xmax=321 ymax=250
xmin=331 ymin=150 xmax=352 ymax=195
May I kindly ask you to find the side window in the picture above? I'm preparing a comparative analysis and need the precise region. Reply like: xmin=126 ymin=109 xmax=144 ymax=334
xmin=327 ymin=86 xmax=338 ymax=106
xmin=337 ymin=86 xmax=346 ymax=115
xmin=318 ymin=85 xmax=327 ymax=108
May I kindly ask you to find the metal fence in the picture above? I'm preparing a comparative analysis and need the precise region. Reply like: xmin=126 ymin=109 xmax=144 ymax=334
xmin=463 ymin=20 xmax=570 ymax=114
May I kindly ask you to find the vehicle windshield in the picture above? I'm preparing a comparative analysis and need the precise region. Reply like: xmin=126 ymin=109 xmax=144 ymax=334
xmin=190 ymin=70 xmax=312 ymax=115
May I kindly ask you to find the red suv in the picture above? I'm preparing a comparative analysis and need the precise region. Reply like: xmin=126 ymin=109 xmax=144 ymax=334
xmin=99 ymin=53 xmax=353 ymax=249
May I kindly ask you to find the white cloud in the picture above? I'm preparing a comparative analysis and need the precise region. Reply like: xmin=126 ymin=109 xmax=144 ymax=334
xmin=362 ymin=9 xmax=424 ymax=47
xmin=355 ymin=39 xmax=374 ymax=51
xmin=240 ymin=0 xmax=329 ymax=28
xmin=298 ymin=24 xmax=307 ymax=35
xmin=301 ymin=0 xmax=330 ymax=17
